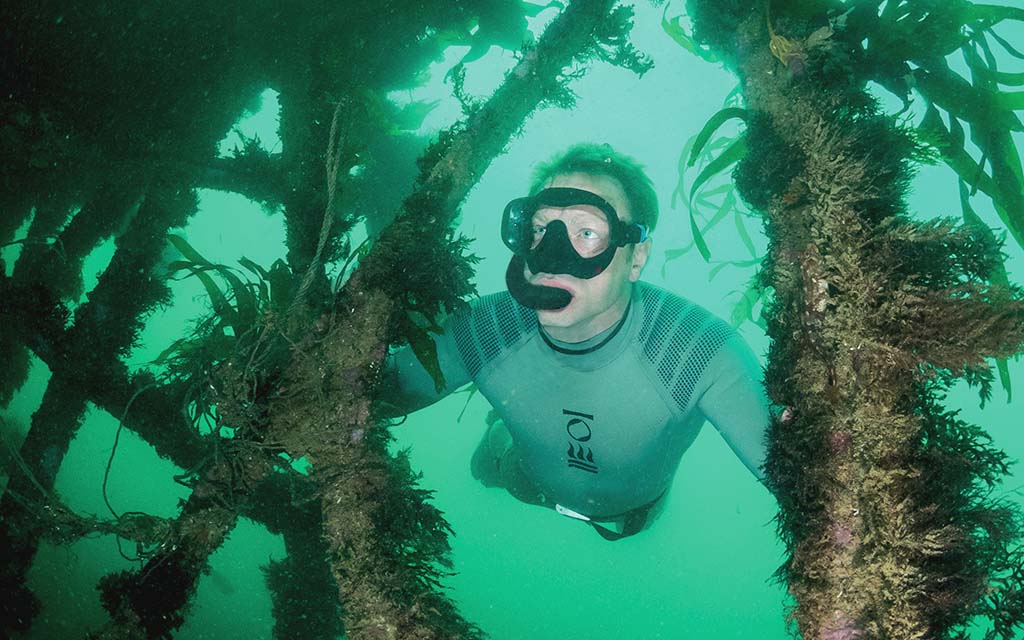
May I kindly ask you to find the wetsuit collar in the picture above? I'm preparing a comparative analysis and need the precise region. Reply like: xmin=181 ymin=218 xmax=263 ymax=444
xmin=536 ymin=284 xmax=638 ymax=369
xmin=539 ymin=300 xmax=631 ymax=355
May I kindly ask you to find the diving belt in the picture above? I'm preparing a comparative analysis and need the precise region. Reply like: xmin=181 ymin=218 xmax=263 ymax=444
xmin=555 ymin=489 xmax=666 ymax=542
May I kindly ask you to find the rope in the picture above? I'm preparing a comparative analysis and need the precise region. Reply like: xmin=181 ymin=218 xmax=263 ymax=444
xmin=289 ymin=100 xmax=347 ymax=314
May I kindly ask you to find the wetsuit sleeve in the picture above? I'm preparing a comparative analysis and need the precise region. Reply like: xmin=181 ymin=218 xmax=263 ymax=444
xmin=695 ymin=333 xmax=772 ymax=482
xmin=378 ymin=325 xmax=471 ymax=416
xmin=377 ymin=291 xmax=535 ymax=417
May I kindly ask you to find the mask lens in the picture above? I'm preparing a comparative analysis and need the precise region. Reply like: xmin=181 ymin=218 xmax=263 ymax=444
xmin=501 ymin=197 xmax=534 ymax=254
xmin=530 ymin=205 xmax=610 ymax=258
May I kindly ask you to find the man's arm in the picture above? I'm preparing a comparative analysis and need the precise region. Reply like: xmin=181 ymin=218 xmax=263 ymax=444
xmin=695 ymin=333 xmax=772 ymax=483
xmin=377 ymin=332 xmax=471 ymax=416
xmin=377 ymin=291 xmax=536 ymax=417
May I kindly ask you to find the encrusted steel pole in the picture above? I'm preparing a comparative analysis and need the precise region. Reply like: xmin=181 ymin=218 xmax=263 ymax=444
xmin=684 ymin=0 xmax=1024 ymax=637
xmin=263 ymin=3 xmax=652 ymax=637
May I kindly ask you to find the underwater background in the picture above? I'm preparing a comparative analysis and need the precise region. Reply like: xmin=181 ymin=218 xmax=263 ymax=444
xmin=2 ymin=2 xmax=1023 ymax=638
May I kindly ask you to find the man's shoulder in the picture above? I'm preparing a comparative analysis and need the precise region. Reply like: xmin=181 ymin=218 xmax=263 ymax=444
xmin=631 ymin=281 xmax=740 ymax=412
xmin=445 ymin=291 xmax=537 ymax=379
xmin=633 ymin=281 xmax=736 ymax=344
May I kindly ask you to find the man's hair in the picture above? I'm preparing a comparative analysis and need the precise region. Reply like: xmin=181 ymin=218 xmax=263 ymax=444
xmin=528 ymin=143 xmax=659 ymax=233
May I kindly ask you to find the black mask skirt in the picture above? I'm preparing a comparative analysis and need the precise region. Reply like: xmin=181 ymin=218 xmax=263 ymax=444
xmin=501 ymin=187 xmax=647 ymax=310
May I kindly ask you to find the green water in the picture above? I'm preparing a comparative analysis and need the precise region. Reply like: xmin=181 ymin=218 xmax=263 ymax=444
xmin=2 ymin=3 xmax=1024 ymax=639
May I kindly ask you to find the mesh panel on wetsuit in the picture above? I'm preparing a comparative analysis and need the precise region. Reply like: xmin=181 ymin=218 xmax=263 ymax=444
xmin=637 ymin=284 xmax=661 ymax=343
xmin=451 ymin=292 xmax=535 ymax=378
xmin=638 ymin=284 xmax=737 ymax=412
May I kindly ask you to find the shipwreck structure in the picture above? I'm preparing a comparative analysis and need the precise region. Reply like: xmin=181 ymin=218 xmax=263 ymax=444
xmin=1 ymin=1 xmax=651 ymax=638
xmin=2 ymin=0 xmax=1024 ymax=638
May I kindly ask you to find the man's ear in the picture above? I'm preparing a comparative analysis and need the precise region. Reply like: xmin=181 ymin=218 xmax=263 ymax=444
xmin=629 ymin=238 xmax=651 ymax=282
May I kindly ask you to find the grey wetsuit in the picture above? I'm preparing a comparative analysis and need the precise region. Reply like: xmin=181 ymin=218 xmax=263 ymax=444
xmin=385 ymin=281 xmax=772 ymax=524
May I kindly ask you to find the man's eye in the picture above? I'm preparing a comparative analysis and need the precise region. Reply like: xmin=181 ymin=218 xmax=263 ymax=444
xmin=580 ymin=229 xmax=599 ymax=240
xmin=532 ymin=225 xmax=546 ymax=235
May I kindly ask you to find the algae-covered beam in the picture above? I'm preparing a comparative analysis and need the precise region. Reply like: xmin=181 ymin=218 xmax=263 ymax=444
xmin=91 ymin=439 xmax=278 ymax=639
xmin=1 ymin=192 xmax=211 ymax=471
xmin=2 ymin=282 xmax=210 ymax=471
xmin=0 ymin=178 xmax=207 ymax=637
xmin=61 ymin=181 xmax=194 ymax=380
xmin=93 ymin=494 xmax=241 ymax=640
xmin=259 ymin=2 xmax=650 ymax=638
xmin=268 ymin=288 xmax=474 ymax=639
xmin=249 ymin=480 xmax=345 ymax=640
xmin=12 ymin=181 xmax=142 ymax=300
xmin=1 ymin=3 xmax=652 ymax=638
xmin=0 ymin=422 xmax=174 ymax=635
xmin=278 ymin=92 xmax=340 ymax=279
xmin=200 ymin=153 xmax=287 ymax=210
xmin=415 ymin=0 xmax=650 ymax=219
xmin=0 ymin=376 xmax=87 ymax=634
xmin=89 ymin=439 xmax=284 ymax=639
xmin=0 ymin=451 xmax=172 ymax=548
xmin=357 ymin=0 xmax=651 ymax=330
xmin=1 ymin=190 xmax=90 ymax=403
xmin=275 ymin=82 xmax=370 ymax=288
xmin=684 ymin=0 xmax=1024 ymax=637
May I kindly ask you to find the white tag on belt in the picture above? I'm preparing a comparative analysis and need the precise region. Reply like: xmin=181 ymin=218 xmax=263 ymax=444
xmin=555 ymin=504 xmax=592 ymax=522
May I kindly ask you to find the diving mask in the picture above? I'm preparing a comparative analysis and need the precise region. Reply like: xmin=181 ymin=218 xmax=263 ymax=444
xmin=501 ymin=187 xmax=648 ymax=310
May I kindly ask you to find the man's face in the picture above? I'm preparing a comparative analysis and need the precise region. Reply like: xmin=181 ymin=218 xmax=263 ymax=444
xmin=527 ymin=172 xmax=651 ymax=342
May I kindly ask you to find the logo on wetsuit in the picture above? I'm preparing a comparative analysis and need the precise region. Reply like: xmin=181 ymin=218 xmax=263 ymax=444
xmin=563 ymin=408 xmax=598 ymax=474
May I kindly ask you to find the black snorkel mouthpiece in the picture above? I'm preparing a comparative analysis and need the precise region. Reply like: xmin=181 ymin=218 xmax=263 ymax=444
xmin=505 ymin=255 xmax=572 ymax=310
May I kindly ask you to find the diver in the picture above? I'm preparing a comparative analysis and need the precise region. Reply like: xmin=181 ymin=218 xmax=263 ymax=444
xmin=381 ymin=143 xmax=773 ymax=541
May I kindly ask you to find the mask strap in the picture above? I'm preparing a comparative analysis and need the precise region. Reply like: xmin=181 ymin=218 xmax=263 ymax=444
xmin=618 ymin=223 xmax=647 ymax=246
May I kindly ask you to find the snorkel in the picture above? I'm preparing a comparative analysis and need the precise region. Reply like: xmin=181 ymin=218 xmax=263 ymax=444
xmin=505 ymin=254 xmax=573 ymax=310
xmin=502 ymin=187 xmax=648 ymax=310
